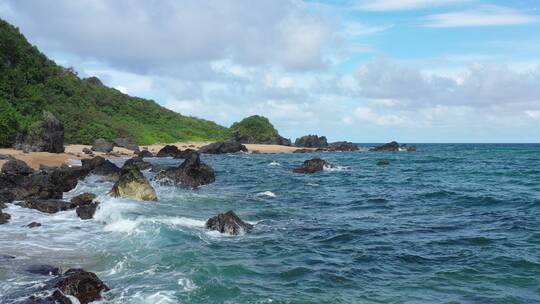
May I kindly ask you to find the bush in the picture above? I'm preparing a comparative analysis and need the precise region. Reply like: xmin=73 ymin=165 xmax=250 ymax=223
xmin=0 ymin=98 xmax=19 ymax=147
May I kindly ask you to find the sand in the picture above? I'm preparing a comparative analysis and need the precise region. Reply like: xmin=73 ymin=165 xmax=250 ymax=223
xmin=0 ymin=142 xmax=307 ymax=170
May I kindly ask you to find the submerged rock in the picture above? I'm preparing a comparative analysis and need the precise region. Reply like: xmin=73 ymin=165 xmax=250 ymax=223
xmin=199 ymin=141 xmax=247 ymax=154
xmin=91 ymin=138 xmax=113 ymax=153
xmin=0 ymin=210 xmax=11 ymax=224
xmin=377 ymin=160 xmax=390 ymax=166
xmin=26 ymin=264 xmax=61 ymax=276
xmin=113 ymin=138 xmax=139 ymax=152
xmin=14 ymin=111 xmax=65 ymax=153
xmin=293 ymin=158 xmax=333 ymax=174
xmin=111 ymin=166 xmax=157 ymax=201
xmin=294 ymin=135 xmax=328 ymax=148
xmin=156 ymin=145 xmax=180 ymax=157
xmin=1 ymin=159 xmax=34 ymax=176
xmin=370 ymin=141 xmax=416 ymax=152
xmin=156 ymin=152 xmax=215 ymax=188
xmin=206 ymin=211 xmax=253 ymax=235
xmin=27 ymin=222 xmax=42 ymax=228
xmin=326 ymin=141 xmax=358 ymax=152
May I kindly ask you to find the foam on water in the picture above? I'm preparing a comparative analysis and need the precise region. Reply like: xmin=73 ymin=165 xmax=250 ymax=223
xmin=268 ymin=161 xmax=280 ymax=166
xmin=257 ymin=191 xmax=276 ymax=197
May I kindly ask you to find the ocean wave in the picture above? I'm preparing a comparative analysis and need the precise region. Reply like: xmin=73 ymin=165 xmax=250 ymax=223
xmin=323 ymin=165 xmax=350 ymax=172
xmin=257 ymin=191 xmax=276 ymax=198
xmin=268 ymin=161 xmax=280 ymax=166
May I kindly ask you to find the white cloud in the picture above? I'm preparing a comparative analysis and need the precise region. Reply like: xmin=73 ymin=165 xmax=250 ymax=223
xmin=423 ymin=5 xmax=540 ymax=27
xmin=525 ymin=110 xmax=540 ymax=119
xmin=355 ymin=0 xmax=468 ymax=11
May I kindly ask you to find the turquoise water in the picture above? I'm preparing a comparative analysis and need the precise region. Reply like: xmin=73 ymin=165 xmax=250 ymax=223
xmin=1 ymin=144 xmax=540 ymax=303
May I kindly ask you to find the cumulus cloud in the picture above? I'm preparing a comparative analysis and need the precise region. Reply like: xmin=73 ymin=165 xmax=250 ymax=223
xmin=355 ymin=0 xmax=469 ymax=11
xmin=2 ymin=0 xmax=335 ymax=76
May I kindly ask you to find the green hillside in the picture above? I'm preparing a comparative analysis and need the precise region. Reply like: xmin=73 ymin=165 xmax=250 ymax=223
xmin=0 ymin=18 xmax=230 ymax=147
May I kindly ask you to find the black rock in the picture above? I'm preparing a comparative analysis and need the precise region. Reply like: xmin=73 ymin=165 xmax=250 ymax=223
xmin=0 ymin=189 xmax=15 ymax=205
xmin=173 ymin=148 xmax=199 ymax=159
xmin=293 ymin=148 xmax=318 ymax=153
xmin=156 ymin=152 xmax=215 ymax=188
xmin=326 ymin=141 xmax=358 ymax=152
xmin=26 ymin=264 xmax=61 ymax=276
xmin=206 ymin=211 xmax=253 ymax=235
xmin=76 ymin=203 xmax=99 ymax=220
xmin=14 ymin=111 xmax=65 ymax=153
xmin=17 ymin=199 xmax=77 ymax=214
xmin=293 ymin=158 xmax=333 ymax=174
xmin=113 ymin=138 xmax=140 ymax=152
xmin=70 ymin=193 xmax=96 ymax=205
xmin=82 ymin=147 xmax=93 ymax=155
xmin=377 ymin=160 xmax=390 ymax=166
xmin=137 ymin=149 xmax=154 ymax=158
xmin=91 ymin=138 xmax=113 ymax=153
xmin=123 ymin=157 xmax=152 ymax=171
xmin=370 ymin=141 xmax=400 ymax=152
xmin=0 ymin=154 xmax=15 ymax=160
xmin=400 ymin=144 xmax=417 ymax=151
xmin=81 ymin=156 xmax=120 ymax=178
xmin=156 ymin=145 xmax=180 ymax=157
xmin=0 ymin=211 xmax=11 ymax=224
xmin=1 ymin=159 xmax=34 ymax=176
xmin=294 ymin=135 xmax=328 ymax=148
xmin=27 ymin=222 xmax=42 ymax=228
xmin=199 ymin=141 xmax=247 ymax=154
xmin=232 ymin=131 xmax=291 ymax=146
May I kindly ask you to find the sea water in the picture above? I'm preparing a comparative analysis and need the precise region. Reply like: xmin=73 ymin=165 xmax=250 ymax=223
xmin=1 ymin=144 xmax=539 ymax=303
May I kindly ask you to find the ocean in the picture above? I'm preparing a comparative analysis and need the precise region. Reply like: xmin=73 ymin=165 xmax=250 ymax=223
xmin=1 ymin=144 xmax=539 ymax=303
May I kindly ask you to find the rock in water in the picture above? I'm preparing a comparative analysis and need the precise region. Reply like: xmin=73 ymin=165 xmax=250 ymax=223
xmin=81 ymin=156 xmax=120 ymax=178
xmin=123 ymin=157 xmax=152 ymax=170
xmin=293 ymin=158 xmax=333 ymax=174
xmin=113 ymin=138 xmax=140 ymax=152
xmin=26 ymin=264 xmax=61 ymax=276
xmin=76 ymin=203 xmax=99 ymax=220
xmin=156 ymin=145 xmax=180 ymax=157
xmin=14 ymin=111 xmax=65 ymax=153
xmin=27 ymin=222 xmax=42 ymax=228
xmin=294 ymin=135 xmax=328 ymax=148
xmin=17 ymin=199 xmax=77 ymax=214
xmin=111 ymin=166 xmax=157 ymax=201
xmin=1 ymin=159 xmax=34 ymax=176
xmin=50 ymin=268 xmax=109 ymax=304
xmin=199 ymin=141 xmax=247 ymax=154
xmin=173 ymin=148 xmax=198 ymax=159
xmin=91 ymin=138 xmax=114 ymax=153
xmin=156 ymin=152 xmax=215 ymax=188
xmin=0 ymin=211 xmax=11 ymax=224
xmin=326 ymin=141 xmax=359 ymax=152
xmin=206 ymin=211 xmax=253 ymax=235
xmin=377 ymin=160 xmax=390 ymax=166
xmin=137 ymin=149 xmax=154 ymax=158
xmin=370 ymin=141 xmax=416 ymax=152
xmin=70 ymin=193 xmax=96 ymax=205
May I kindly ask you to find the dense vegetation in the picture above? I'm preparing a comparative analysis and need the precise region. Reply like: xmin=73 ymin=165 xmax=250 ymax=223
xmin=0 ymin=18 xmax=230 ymax=147
xmin=230 ymin=115 xmax=279 ymax=142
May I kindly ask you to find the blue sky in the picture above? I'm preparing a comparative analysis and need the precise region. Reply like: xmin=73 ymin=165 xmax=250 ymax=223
xmin=1 ymin=0 xmax=540 ymax=142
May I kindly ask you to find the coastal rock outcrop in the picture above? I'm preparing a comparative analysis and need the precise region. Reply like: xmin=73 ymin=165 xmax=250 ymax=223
xmin=156 ymin=145 xmax=180 ymax=157
xmin=123 ymin=157 xmax=152 ymax=171
xmin=156 ymin=152 xmax=215 ymax=188
xmin=1 ymin=159 xmax=34 ymax=176
xmin=114 ymin=138 xmax=140 ymax=152
xmin=137 ymin=149 xmax=154 ymax=158
xmin=230 ymin=115 xmax=292 ymax=146
xmin=173 ymin=148 xmax=198 ymax=159
xmin=81 ymin=156 xmax=120 ymax=178
xmin=14 ymin=111 xmax=65 ymax=153
xmin=206 ymin=211 xmax=253 ymax=235
xmin=199 ymin=141 xmax=247 ymax=154
xmin=294 ymin=135 xmax=328 ymax=148
xmin=370 ymin=141 xmax=417 ymax=152
xmin=91 ymin=138 xmax=114 ymax=153
xmin=326 ymin=141 xmax=359 ymax=152
xmin=111 ymin=166 xmax=157 ymax=201
xmin=293 ymin=158 xmax=333 ymax=174
xmin=70 ymin=193 xmax=99 ymax=219
xmin=17 ymin=199 xmax=78 ymax=214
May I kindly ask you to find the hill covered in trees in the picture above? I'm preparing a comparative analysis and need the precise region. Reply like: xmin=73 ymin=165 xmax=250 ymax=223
xmin=0 ymin=18 xmax=230 ymax=147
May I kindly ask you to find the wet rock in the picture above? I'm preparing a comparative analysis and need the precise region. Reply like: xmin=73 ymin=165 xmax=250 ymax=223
xmin=17 ymin=199 xmax=77 ymax=214
xmin=377 ymin=160 xmax=390 ymax=166
xmin=206 ymin=210 xmax=253 ymax=235
xmin=76 ymin=203 xmax=99 ymax=220
xmin=0 ymin=189 xmax=15 ymax=206
xmin=14 ymin=112 xmax=65 ymax=153
xmin=81 ymin=156 xmax=120 ymax=178
xmin=123 ymin=157 xmax=152 ymax=171
xmin=26 ymin=264 xmax=61 ymax=276
xmin=293 ymin=148 xmax=316 ymax=153
xmin=1 ymin=159 xmax=34 ymax=176
xmin=294 ymin=135 xmax=328 ymax=148
xmin=156 ymin=152 xmax=215 ymax=188
xmin=111 ymin=166 xmax=157 ymax=201
xmin=70 ymin=193 xmax=96 ymax=206
xmin=113 ymin=138 xmax=140 ymax=152
xmin=156 ymin=145 xmax=180 ymax=157
xmin=137 ymin=149 xmax=154 ymax=158
xmin=326 ymin=141 xmax=358 ymax=152
xmin=27 ymin=222 xmax=42 ymax=228
xmin=0 ymin=210 xmax=11 ymax=224
xmin=91 ymin=138 xmax=113 ymax=153
xmin=199 ymin=141 xmax=247 ymax=154
xmin=293 ymin=158 xmax=333 ymax=174
xmin=173 ymin=148 xmax=199 ymax=159
xmin=400 ymin=144 xmax=417 ymax=151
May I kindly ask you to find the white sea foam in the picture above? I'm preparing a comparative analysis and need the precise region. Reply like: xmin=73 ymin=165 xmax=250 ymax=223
xmin=257 ymin=191 xmax=276 ymax=197
xmin=268 ymin=161 xmax=280 ymax=166
xmin=178 ymin=277 xmax=198 ymax=292
xmin=323 ymin=165 xmax=350 ymax=172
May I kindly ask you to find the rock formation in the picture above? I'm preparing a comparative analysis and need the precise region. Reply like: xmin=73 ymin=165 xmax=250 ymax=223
xmin=294 ymin=135 xmax=328 ymax=148
xmin=91 ymin=138 xmax=114 ymax=153
xmin=156 ymin=152 xmax=215 ymax=188
xmin=293 ymin=158 xmax=333 ymax=174
xmin=199 ymin=141 xmax=247 ymax=154
xmin=206 ymin=210 xmax=253 ymax=235
xmin=14 ymin=111 xmax=65 ymax=153
xmin=110 ymin=166 xmax=157 ymax=201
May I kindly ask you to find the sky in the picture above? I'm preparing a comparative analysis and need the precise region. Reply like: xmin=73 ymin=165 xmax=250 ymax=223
xmin=1 ymin=0 xmax=539 ymax=143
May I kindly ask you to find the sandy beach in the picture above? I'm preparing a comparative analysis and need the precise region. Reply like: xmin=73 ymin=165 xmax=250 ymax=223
xmin=0 ymin=142 xmax=307 ymax=169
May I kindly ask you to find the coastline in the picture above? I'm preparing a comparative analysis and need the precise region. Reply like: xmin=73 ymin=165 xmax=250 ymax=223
xmin=0 ymin=142 xmax=306 ymax=170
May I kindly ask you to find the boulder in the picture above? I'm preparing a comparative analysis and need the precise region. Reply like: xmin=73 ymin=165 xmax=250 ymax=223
xmin=91 ymin=138 xmax=113 ymax=153
xmin=0 ymin=211 xmax=10 ymax=224
xmin=156 ymin=145 xmax=180 ymax=157
xmin=45 ymin=268 xmax=109 ymax=304
xmin=199 ymin=141 xmax=247 ymax=154
xmin=26 ymin=264 xmax=61 ymax=276
xmin=71 ymin=193 xmax=96 ymax=205
xmin=173 ymin=148 xmax=199 ymax=159
xmin=14 ymin=111 xmax=65 ymax=153
xmin=1 ymin=159 xmax=34 ymax=176
xmin=110 ymin=166 xmax=157 ymax=201
xmin=0 ymin=189 xmax=15 ymax=205
xmin=377 ymin=160 xmax=390 ymax=166
xmin=156 ymin=152 xmax=215 ymax=188
xmin=370 ymin=141 xmax=401 ymax=152
xmin=17 ymin=199 xmax=77 ymax=214
xmin=81 ymin=156 xmax=120 ymax=178
xmin=326 ymin=141 xmax=358 ymax=152
xmin=293 ymin=158 xmax=333 ymax=174
xmin=205 ymin=211 xmax=253 ymax=235
xmin=294 ymin=135 xmax=328 ymax=148
xmin=113 ymin=138 xmax=140 ymax=152
xmin=123 ymin=157 xmax=152 ymax=171
xmin=76 ymin=203 xmax=99 ymax=220
xmin=27 ymin=222 xmax=42 ymax=228
xmin=137 ymin=149 xmax=154 ymax=158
